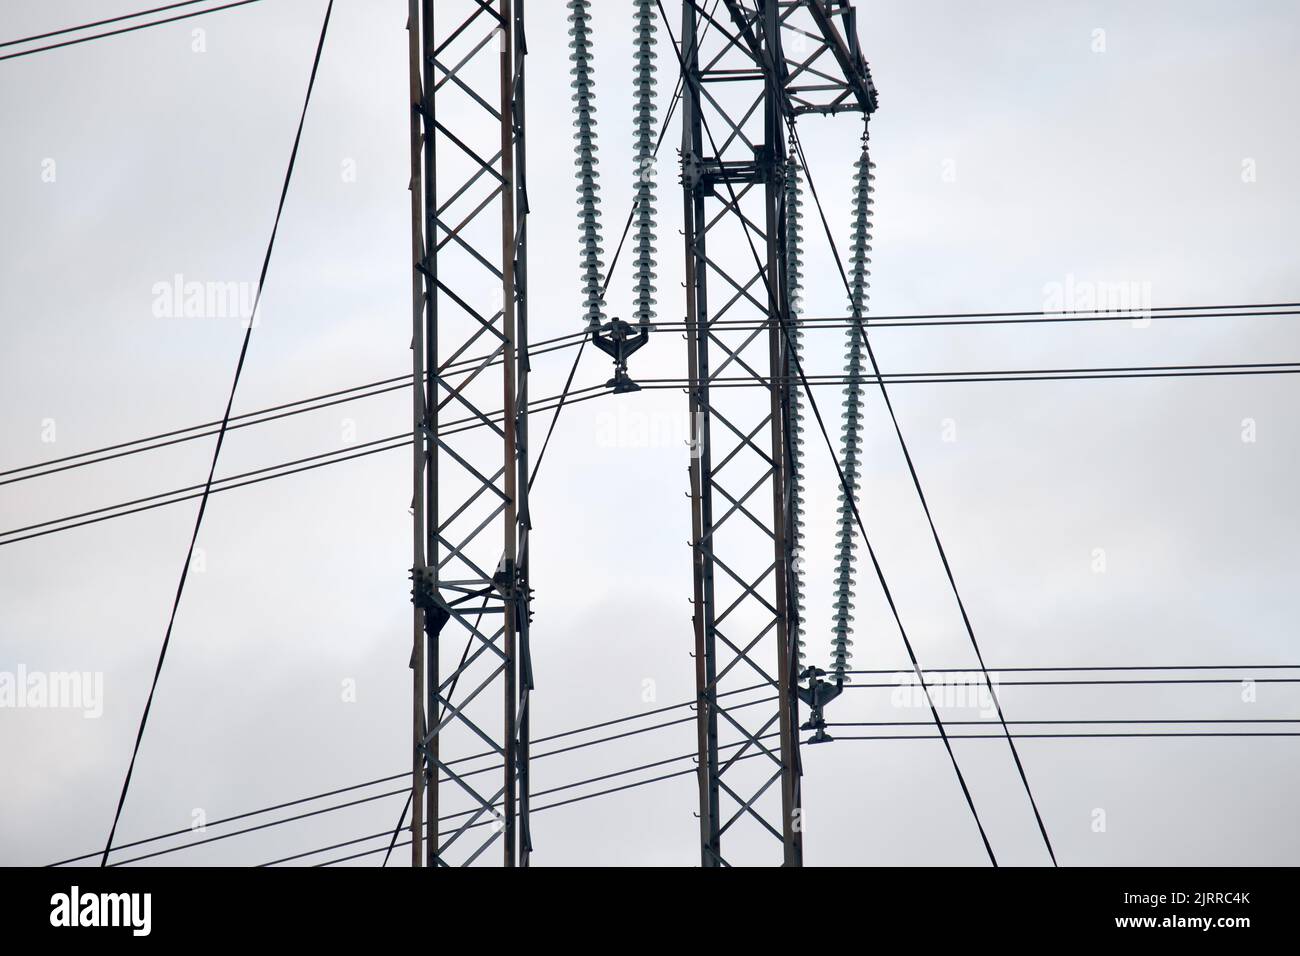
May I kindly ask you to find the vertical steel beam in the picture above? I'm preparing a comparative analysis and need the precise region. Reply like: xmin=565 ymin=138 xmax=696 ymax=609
xmin=681 ymin=0 xmax=721 ymax=865
xmin=409 ymin=0 xmax=530 ymax=868
xmin=761 ymin=0 xmax=802 ymax=868
xmin=420 ymin=0 xmax=440 ymax=874
xmin=680 ymin=0 xmax=802 ymax=867
xmin=407 ymin=0 xmax=427 ymax=869
xmin=504 ymin=0 xmax=530 ymax=868
xmin=498 ymin=0 xmax=520 ymax=868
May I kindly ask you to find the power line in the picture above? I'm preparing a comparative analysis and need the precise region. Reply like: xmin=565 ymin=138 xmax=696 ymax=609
xmin=829 ymin=719 xmax=1300 ymax=727
xmin=634 ymin=361 xmax=1300 ymax=388
xmin=835 ymin=732 xmax=1300 ymax=740
xmin=0 ymin=388 xmax=610 ymax=547
xmin=108 ymin=786 xmax=409 ymax=867
xmin=0 ymin=0 xmax=266 ymax=62
xmin=7 ymin=301 xmax=1288 ymax=483
xmin=846 ymin=664 xmax=1300 ymax=674
xmin=0 ymin=335 xmax=586 ymax=487
xmin=0 ymin=376 xmax=408 ymax=486
xmin=844 ymin=677 xmax=1300 ymax=688
xmin=5 ymin=329 xmax=1289 ymax=491
xmin=646 ymin=303 xmax=1300 ymax=333
xmin=528 ymin=339 xmax=589 ymax=492
xmin=58 ymin=665 xmax=1296 ymax=863
xmin=282 ymin=736 xmax=781 ymax=867
xmin=130 ymin=691 xmax=780 ymax=867
xmin=32 ymin=301 xmax=1285 ymax=488
xmin=98 ymin=0 xmax=334 ymax=868
xmin=50 ymin=769 xmax=405 ymax=867
xmin=146 ymin=702 xmax=774 ymax=868
xmin=4 ymin=433 xmax=410 ymax=539
xmin=310 ymin=757 xmax=734 ymax=866
xmin=295 ymin=721 xmax=1300 ymax=867
xmin=85 ymin=707 xmax=1300 ymax=865
xmin=59 ymin=668 xmax=1295 ymax=866
xmin=8 ymin=300 xmax=1289 ymax=486
xmin=7 ymin=358 xmax=1292 ymax=529
xmin=825 ymin=301 xmax=1300 ymax=318
xmin=0 ymin=1 xmax=212 ymax=48
xmin=53 ymin=680 xmax=774 ymax=866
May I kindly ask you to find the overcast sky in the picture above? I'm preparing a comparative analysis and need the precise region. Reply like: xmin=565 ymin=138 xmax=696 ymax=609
xmin=2 ymin=0 xmax=1298 ymax=867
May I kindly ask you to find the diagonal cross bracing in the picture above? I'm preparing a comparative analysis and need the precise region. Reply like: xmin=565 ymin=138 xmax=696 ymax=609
xmin=409 ymin=0 xmax=532 ymax=868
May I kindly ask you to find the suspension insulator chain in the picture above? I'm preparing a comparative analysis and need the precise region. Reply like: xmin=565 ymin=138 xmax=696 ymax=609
xmin=632 ymin=0 xmax=658 ymax=330
xmin=829 ymin=130 xmax=874 ymax=685
xmin=784 ymin=149 xmax=808 ymax=669
xmin=569 ymin=0 xmax=605 ymax=332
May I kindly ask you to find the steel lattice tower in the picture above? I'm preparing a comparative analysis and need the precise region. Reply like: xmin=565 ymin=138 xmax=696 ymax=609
xmin=680 ymin=0 xmax=876 ymax=866
xmin=405 ymin=0 xmax=873 ymax=868
xmin=679 ymin=0 xmax=800 ymax=868
xmin=408 ymin=0 xmax=532 ymax=868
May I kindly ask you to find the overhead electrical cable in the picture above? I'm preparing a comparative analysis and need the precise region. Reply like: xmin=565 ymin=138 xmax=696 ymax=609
xmin=646 ymin=303 xmax=1300 ymax=332
xmin=0 ymin=1 xmax=211 ymax=47
xmin=309 ymin=720 xmax=1300 ymax=868
xmin=0 ymin=333 xmax=586 ymax=487
xmin=7 ymin=322 xmax=1292 ymax=489
xmin=0 ymin=0 xmax=266 ymax=62
xmin=789 ymin=115 xmax=1057 ymax=865
xmin=0 ymin=389 xmax=611 ymax=547
xmin=55 ymin=666 xmax=1296 ymax=866
xmin=98 ymin=0 xmax=335 ymax=868
xmin=59 ymin=680 xmax=777 ymax=866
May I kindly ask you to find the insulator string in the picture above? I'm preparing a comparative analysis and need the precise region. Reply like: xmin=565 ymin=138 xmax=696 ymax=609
xmin=569 ymin=0 xmax=606 ymax=330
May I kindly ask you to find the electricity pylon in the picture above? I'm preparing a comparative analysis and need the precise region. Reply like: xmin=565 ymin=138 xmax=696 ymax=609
xmin=408 ymin=0 xmax=532 ymax=868
xmin=680 ymin=0 xmax=877 ymax=867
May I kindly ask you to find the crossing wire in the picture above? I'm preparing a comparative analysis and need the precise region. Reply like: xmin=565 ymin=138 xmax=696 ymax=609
xmin=644 ymin=302 xmax=1300 ymax=332
xmin=297 ymin=726 xmax=1300 ymax=867
xmin=4 ymin=312 xmax=1291 ymax=490
xmin=0 ymin=0 xmax=266 ymax=62
xmin=55 ymin=681 xmax=775 ymax=867
xmin=282 ymin=736 xmax=784 ymax=867
xmin=0 ymin=334 xmax=586 ymax=489
xmin=634 ymin=361 xmax=1300 ymax=385
xmin=0 ymin=1 xmax=212 ymax=48
xmin=49 ymin=666 xmax=1296 ymax=865
xmin=0 ymin=388 xmax=610 ymax=547
xmin=789 ymin=115 xmax=1057 ymax=865
xmin=4 ymin=360 xmax=1294 ymax=549
xmin=98 ymin=0 xmax=335 ymax=868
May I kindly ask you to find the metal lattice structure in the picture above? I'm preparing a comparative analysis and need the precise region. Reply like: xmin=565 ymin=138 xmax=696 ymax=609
xmin=680 ymin=0 xmax=800 ymax=869
xmin=408 ymin=0 xmax=532 ymax=868
xmin=13 ymin=0 xmax=1269 ymax=880
xmin=776 ymin=0 xmax=877 ymax=116
xmin=680 ymin=0 xmax=876 ymax=866
xmin=405 ymin=0 xmax=873 ymax=868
